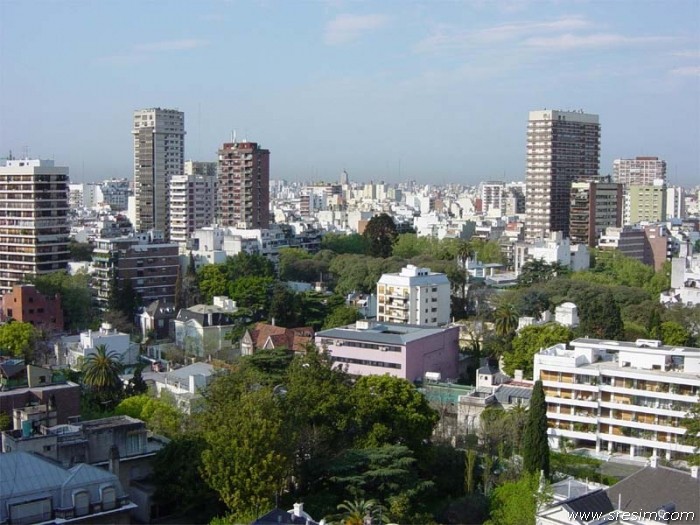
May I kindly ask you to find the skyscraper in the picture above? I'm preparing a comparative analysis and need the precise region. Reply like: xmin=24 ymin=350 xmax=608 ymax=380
xmin=133 ymin=108 xmax=185 ymax=238
xmin=0 ymin=159 xmax=70 ymax=293
xmin=613 ymin=156 xmax=666 ymax=186
xmin=169 ymin=173 xmax=217 ymax=245
xmin=525 ymin=110 xmax=600 ymax=239
xmin=217 ymin=141 xmax=270 ymax=229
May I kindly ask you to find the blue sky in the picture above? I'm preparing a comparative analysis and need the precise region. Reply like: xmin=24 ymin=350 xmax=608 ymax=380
xmin=1 ymin=0 xmax=698 ymax=185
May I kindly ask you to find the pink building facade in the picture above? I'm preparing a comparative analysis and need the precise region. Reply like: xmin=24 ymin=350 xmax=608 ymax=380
xmin=315 ymin=320 xmax=459 ymax=382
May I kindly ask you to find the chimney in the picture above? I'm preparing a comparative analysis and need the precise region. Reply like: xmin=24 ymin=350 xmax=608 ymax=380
xmin=691 ymin=466 xmax=699 ymax=479
xmin=271 ymin=317 xmax=276 ymax=326
xmin=292 ymin=503 xmax=303 ymax=518
xmin=108 ymin=445 xmax=120 ymax=479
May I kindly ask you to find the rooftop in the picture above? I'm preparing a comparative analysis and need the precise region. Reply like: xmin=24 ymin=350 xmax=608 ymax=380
xmin=317 ymin=321 xmax=455 ymax=345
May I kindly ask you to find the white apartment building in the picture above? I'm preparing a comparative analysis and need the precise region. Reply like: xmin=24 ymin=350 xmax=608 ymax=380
xmin=480 ymin=181 xmax=506 ymax=216
xmin=613 ymin=156 xmax=666 ymax=186
xmin=61 ymin=322 xmax=139 ymax=369
xmin=133 ymin=108 xmax=185 ymax=238
xmin=534 ymin=338 xmax=700 ymax=460
xmin=660 ymin=242 xmax=700 ymax=306
xmin=665 ymin=185 xmax=685 ymax=220
xmin=169 ymin=173 xmax=216 ymax=245
xmin=513 ymin=231 xmax=590 ymax=275
xmin=0 ymin=159 xmax=70 ymax=293
xmin=376 ymin=265 xmax=451 ymax=326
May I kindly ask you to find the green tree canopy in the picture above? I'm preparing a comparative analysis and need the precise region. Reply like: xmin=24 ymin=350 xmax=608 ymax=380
xmin=0 ymin=321 xmax=37 ymax=360
xmin=321 ymin=233 xmax=368 ymax=255
xmin=31 ymin=270 xmax=95 ymax=331
xmin=681 ymin=402 xmax=700 ymax=466
xmin=503 ymin=324 xmax=573 ymax=379
xmin=363 ymin=213 xmax=398 ymax=258
xmin=351 ymin=375 xmax=438 ymax=452
xmin=323 ymin=305 xmax=360 ymax=329
xmin=578 ymin=291 xmax=624 ymax=340
xmin=82 ymin=344 xmax=124 ymax=405
xmin=485 ymin=472 xmax=550 ymax=525
xmin=522 ymin=380 xmax=550 ymax=479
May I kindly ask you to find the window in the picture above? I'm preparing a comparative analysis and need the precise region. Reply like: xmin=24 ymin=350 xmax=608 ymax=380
xmin=101 ymin=486 xmax=116 ymax=511
xmin=73 ymin=491 xmax=90 ymax=517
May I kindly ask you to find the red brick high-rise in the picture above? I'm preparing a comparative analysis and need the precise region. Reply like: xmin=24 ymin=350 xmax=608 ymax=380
xmin=217 ymin=141 xmax=270 ymax=229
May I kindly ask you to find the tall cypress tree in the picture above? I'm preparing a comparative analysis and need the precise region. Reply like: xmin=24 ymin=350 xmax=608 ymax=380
xmin=523 ymin=380 xmax=550 ymax=479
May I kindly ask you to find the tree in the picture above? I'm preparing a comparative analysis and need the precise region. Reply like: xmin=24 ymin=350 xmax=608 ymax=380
xmin=465 ymin=448 xmax=477 ymax=494
xmin=485 ymin=472 xmax=550 ymax=525
xmin=82 ymin=344 xmax=124 ymax=403
xmin=516 ymin=291 xmax=550 ymax=321
xmin=658 ymin=321 xmax=691 ymax=346
xmin=503 ymin=324 xmax=573 ymax=379
xmin=125 ymin=365 xmax=148 ymax=396
xmin=323 ymin=305 xmax=360 ymax=329
xmin=0 ymin=321 xmax=37 ymax=360
xmin=32 ymin=270 xmax=95 ymax=331
xmin=517 ymin=259 xmax=557 ymax=287
xmin=322 ymin=232 xmax=368 ymax=255
xmin=493 ymin=304 xmax=519 ymax=338
xmin=522 ymin=381 xmax=550 ymax=479
xmin=268 ymin=285 xmax=303 ymax=327
xmin=363 ymin=214 xmax=398 ymax=258
xmin=198 ymin=265 xmax=229 ymax=304
xmin=151 ymin=436 xmax=223 ymax=521
xmin=681 ymin=401 xmax=700 ymax=465
xmin=335 ymin=497 xmax=384 ymax=525
xmin=578 ymin=291 xmax=624 ymax=340
xmin=200 ymin=387 xmax=290 ymax=518
xmin=228 ymin=276 xmax=273 ymax=315
xmin=351 ymin=375 xmax=438 ymax=452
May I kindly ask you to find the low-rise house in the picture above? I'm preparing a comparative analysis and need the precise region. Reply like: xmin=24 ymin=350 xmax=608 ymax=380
xmin=537 ymin=461 xmax=699 ymax=525
xmin=172 ymin=297 xmax=238 ymax=358
xmin=0 ymin=451 xmax=135 ymax=525
xmin=316 ymin=320 xmax=459 ymax=382
xmin=137 ymin=299 xmax=177 ymax=341
xmin=60 ymin=323 xmax=139 ymax=370
xmin=0 ymin=284 xmax=64 ymax=332
xmin=252 ymin=502 xmax=320 ymax=525
xmin=0 ymin=362 xmax=80 ymax=426
xmin=1 ymin=415 xmax=168 ymax=523
xmin=241 ymin=322 xmax=314 ymax=356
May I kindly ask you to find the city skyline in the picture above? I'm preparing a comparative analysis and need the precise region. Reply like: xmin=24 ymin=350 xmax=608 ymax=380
xmin=1 ymin=0 xmax=698 ymax=185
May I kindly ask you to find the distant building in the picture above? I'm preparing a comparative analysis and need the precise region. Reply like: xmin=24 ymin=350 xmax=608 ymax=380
xmin=184 ymin=160 xmax=217 ymax=177
xmin=0 ymin=284 xmax=64 ymax=331
xmin=0 ymin=159 xmax=70 ymax=293
xmin=168 ymin=173 xmax=217 ymax=245
xmin=172 ymin=297 xmax=239 ymax=358
xmin=136 ymin=299 xmax=177 ymax=341
xmin=376 ymin=265 xmax=451 ymax=326
xmin=92 ymin=231 xmax=180 ymax=308
xmin=133 ymin=108 xmax=185 ymax=239
xmin=626 ymin=180 xmax=667 ymax=225
xmin=480 ymin=181 xmax=506 ymax=216
xmin=569 ymin=180 xmax=623 ymax=247
xmin=525 ymin=110 xmax=600 ymax=240
xmin=613 ymin=156 xmax=666 ymax=186
xmin=514 ymin=232 xmax=590 ymax=275
xmin=660 ymin=241 xmax=700 ymax=306
xmin=217 ymin=141 xmax=270 ymax=229
xmin=316 ymin=320 xmax=459 ymax=382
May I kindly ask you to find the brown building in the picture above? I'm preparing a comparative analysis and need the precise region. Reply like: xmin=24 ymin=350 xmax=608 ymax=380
xmin=92 ymin=231 xmax=179 ymax=308
xmin=569 ymin=180 xmax=623 ymax=247
xmin=240 ymin=322 xmax=314 ymax=356
xmin=525 ymin=110 xmax=600 ymax=240
xmin=0 ymin=284 xmax=64 ymax=331
xmin=217 ymin=141 xmax=270 ymax=229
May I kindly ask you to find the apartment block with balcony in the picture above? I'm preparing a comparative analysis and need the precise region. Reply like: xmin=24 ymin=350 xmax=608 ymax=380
xmin=376 ymin=265 xmax=450 ymax=326
xmin=0 ymin=159 xmax=70 ymax=293
xmin=168 ymin=173 xmax=216 ymax=246
xmin=91 ymin=231 xmax=179 ymax=308
xmin=534 ymin=338 xmax=700 ymax=461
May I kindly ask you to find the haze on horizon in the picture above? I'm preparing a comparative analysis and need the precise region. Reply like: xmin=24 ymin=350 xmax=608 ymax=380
xmin=1 ymin=0 xmax=698 ymax=186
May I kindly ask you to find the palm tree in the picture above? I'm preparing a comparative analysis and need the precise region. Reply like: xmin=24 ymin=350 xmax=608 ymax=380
xmin=82 ymin=344 xmax=123 ymax=396
xmin=336 ymin=498 xmax=384 ymax=525
xmin=493 ymin=304 xmax=519 ymax=338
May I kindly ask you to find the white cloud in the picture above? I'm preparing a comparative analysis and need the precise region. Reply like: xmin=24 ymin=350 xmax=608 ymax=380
xmin=134 ymin=39 xmax=208 ymax=53
xmin=671 ymin=50 xmax=700 ymax=58
xmin=670 ymin=65 xmax=700 ymax=76
xmin=324 ymin=14 xmax=389 ymax=45
xmin=524 ymin=33 xmax=673 ymax=50
xmin=415 ymin=16 xmax=589 ymax=53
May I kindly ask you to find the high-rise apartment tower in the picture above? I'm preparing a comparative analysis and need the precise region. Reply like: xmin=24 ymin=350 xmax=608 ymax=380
xmin=133 ymin=108 xmax=185 ymax=238
xmin=0 ymin=159 xmax=70 ymax=293
xmin=217 ymin=141 xmax=270 ymax=229
xmin=525 ymin=110 xmax=600 ymax=239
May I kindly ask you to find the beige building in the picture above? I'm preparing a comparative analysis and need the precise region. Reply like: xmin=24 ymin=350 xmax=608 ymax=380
xmin=377 ymin=265 xmax=451 ymax=326
xmin=133 ymin=108 xmax=185 ymax=238
xmin=613 ymin=156 xmax=666 ymax=186
xmin=626 ymin=180 xmax=666 ymax=225
xmin=0 ymin=159 xmax=70 ymax=293
xmin=525 ymin=110 xmax=600 ymax=240
xmin=534 ymin=338 xmax=699 ymax=461
xmin=169 ymin=173 xmax=217 ymax=245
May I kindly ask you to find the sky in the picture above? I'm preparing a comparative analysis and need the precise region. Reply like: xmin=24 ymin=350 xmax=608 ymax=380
xmin=0 ymin=0 xmax=699 ymax=186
